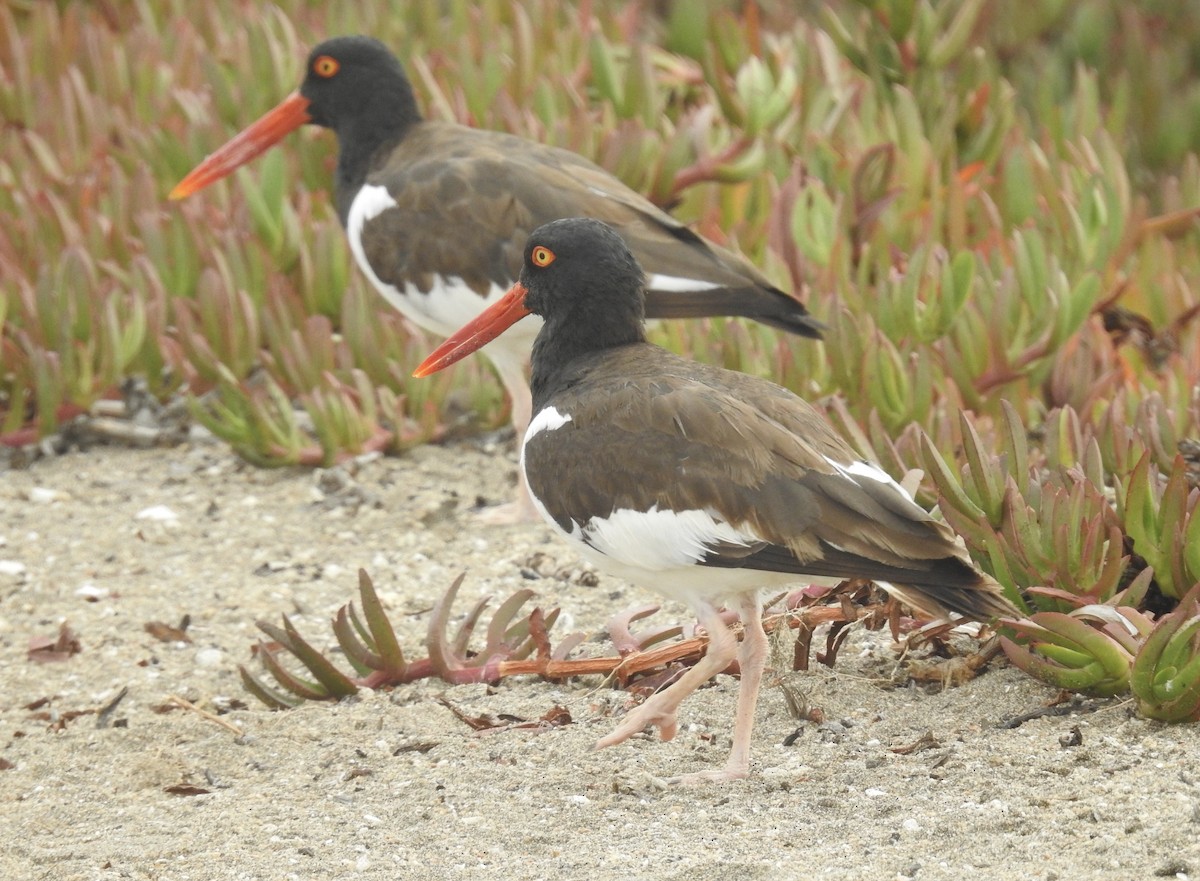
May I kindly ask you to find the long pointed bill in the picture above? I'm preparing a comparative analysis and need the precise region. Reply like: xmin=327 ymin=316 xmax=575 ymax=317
xmin=413 ymin=283 xmax=532 ymax=377
xmin=169 ymin=92 xmax=313 ymax=199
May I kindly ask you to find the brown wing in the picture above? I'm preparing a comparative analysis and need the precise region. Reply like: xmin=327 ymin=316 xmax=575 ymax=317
xmin=356 ymin=122 xmax=821 ymax=336
xmin=525 ymin=346 xmax=1013 ymax=619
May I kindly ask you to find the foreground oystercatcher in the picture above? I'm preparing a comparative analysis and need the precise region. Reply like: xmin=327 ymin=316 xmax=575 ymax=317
xmin=170 ymin=36 xmax=823 ymax=521
xmin=415 ymin=218 xmax=1017 ymax=784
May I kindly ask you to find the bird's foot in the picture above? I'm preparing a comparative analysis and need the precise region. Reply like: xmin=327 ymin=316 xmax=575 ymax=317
xmin=595 ymin=700 xmax=679 ymax=749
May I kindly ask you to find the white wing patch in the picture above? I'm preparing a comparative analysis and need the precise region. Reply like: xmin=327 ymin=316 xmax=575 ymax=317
xmin=824 ymin=456 xmax=911 ymax=499
xmin=581 ymin=505 xmax=759 ymax=571
xmin=645 ymin=273 xmax=721 ymax=293
xmin=348 ymin=183 xmax=397 ymax=231
xmin=524 ymin=406 xmax=573 ymax=443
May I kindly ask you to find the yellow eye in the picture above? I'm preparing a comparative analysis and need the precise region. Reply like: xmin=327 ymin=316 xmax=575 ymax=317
xmin=313 ymin=55 xmax=339 ymax=78
xmin=531 ymin=245 xmax=555 ymax=267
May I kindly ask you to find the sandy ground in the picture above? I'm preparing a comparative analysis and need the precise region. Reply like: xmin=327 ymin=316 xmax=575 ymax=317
xmin=2 ymin=436 xmax=1199 ymax=881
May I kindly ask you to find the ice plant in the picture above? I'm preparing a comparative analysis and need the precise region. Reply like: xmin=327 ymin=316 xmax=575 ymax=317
xmin=999 ymin=610 xmax=1140 ymax=698
xmin=2 ymin=1 xmax=1199 ymax=715
xmin=239 ymin=571 xmax=898 ymax=708
xmin=1130 ymin=584 xmax=1200 ymax=722
xmin=1000 ymin=570 xmax=1200 ymax=715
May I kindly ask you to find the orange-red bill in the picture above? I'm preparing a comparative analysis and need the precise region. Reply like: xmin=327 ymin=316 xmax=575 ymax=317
xmin=413 ymin=283 xmax=532 ymax=377
xmin=169 ymin=92 xmax=313 ymax=200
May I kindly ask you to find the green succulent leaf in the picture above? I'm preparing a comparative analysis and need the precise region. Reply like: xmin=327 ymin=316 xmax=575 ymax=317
xmin=1131 ymin=585 xmax=1200 ymax=721
xmin=1001 ymin=610 xmax=1132 ymax=696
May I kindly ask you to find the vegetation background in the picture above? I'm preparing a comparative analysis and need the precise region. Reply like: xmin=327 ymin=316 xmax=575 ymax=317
xmin=3 ymin=3 xmax=1200 ymax=879
xmin=2 ymin=0 xmax=1200 ymax=727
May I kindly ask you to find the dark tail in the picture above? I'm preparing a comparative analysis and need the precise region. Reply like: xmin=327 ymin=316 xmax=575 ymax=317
xmin=643 ymin=286 xmax=825 ymax=339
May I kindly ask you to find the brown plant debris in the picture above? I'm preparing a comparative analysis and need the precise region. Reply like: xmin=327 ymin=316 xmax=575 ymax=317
xmin=145 ymin=617 xmax=192 ymax=643
xmin=999 ymin=696 xmax=1103 ymax=729
xmin=27 ymin=623 xmax=83 ymax=663
xmin=28 ymin=707 xmax=95 ymax=732
xmin=167 ymin=694 xmax=245 ymax=736
xmin=164 ymin=783 xmax=211 ymax=797
xmin=95 ymin=687 xmax=129 ymax=729
xmin=905 ymin=637 xmax=1004 ymax=688
xmin=437 ymin=696 xmax=572 ymax=734
xmin=890 ymin=731 xmax=943 ymax=755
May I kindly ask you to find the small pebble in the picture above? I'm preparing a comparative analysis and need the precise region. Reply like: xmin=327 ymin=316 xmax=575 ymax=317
xmin=136 ymin=505 xmax=179 ymax=522
xmin=75 ymin=583 xmax=109 ymax=601
xmin=195 ymin=648 xmax=224 ymax=667
xmin=0 ymin=560 xmax=27 ymax=576
xmin=28 ymin=487 xmax=60 ymax=503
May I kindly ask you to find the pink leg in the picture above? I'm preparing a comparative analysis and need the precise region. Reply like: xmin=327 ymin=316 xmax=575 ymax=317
xmin=669 ymin=592 xmax=768 ymax=785
xmin=595 ymin=601 xmax=738 ymax=751
xmin=476 ymin=354 xmax=539 ymax=524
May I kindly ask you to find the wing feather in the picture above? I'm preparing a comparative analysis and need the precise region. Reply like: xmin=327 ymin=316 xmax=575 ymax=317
xmin=525 ymin=346 xmax=1011 ymax=618
xmin=356 ymin=123 xmax=818 ymax=334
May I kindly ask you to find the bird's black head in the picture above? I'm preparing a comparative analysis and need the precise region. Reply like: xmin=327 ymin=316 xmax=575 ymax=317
xmin=519 ymin=218 xmax=647 ymax=337
xmin=410 ymin=219 xmax=648 ymax=391
xmin=299 ymin=36 xmax=421 ymax=133
xmin=518 ymin=219 xmax=649 ymax=403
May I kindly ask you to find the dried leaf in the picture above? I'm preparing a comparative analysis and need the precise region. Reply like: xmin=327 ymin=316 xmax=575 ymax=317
xmin=890 ymin=731 xmax=942 ymax=755
xmin=164 ymin=784 xmax=211 ymax=797
xmin=27 ymin=623 xmax=82 ymax=662
xmin=436 ymin=696 xmax=507 ymax=731
xmin=144 ymin=620 xmax=192 ymax=643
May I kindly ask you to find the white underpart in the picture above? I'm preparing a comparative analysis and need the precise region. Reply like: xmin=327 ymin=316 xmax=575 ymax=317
xmin=520 ymin=412 xmax=825 ymax=603
xmin=346 ymin=183 xmax=542 ymax=348
xmin=646 ymin=272 xmax=721 ymax=293
xmin=582 ymin=505 xmax=755 ymax=570
xmin=824 ymin=456 xmax=912 ymax=499
xmin=577 ymin=505 xmax=832 ymax=604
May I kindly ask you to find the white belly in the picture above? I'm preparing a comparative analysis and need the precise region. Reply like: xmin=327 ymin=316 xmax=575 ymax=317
xmin=345 ymin=183 xmax=543 ymax=357
xmin=520 ymin=406 xmax=819 ymax=607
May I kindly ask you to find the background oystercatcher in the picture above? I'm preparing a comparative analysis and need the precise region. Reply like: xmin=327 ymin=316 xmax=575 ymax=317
xmin=415 ymin=218 xmax=1018 ymax=784
xmin=171 ymin=36 xmax=823 ymax=521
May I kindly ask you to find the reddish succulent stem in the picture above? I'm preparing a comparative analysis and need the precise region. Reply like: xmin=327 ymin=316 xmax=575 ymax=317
xmin=669 ymin=136 xmax=756 ymax=199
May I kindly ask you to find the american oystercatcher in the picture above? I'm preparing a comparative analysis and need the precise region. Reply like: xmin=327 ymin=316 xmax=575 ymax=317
xmin=415 ymin=218 xmax=1017 ymax=784
xmin=170 ymin=36 xmax=823 ymax=521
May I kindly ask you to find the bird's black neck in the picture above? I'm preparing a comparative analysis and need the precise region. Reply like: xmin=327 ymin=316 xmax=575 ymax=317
xmin=332 ymin=90 xmax=421 ymax=225
xmin=530 ymin=318 xmax=645 ymax=411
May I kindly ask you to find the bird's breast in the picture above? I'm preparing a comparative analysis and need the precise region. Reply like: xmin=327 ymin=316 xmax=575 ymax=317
xmin=345 ymin=183 xmax=542 ymax=350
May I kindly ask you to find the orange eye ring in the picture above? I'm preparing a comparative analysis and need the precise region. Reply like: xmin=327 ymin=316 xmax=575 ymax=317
xmin=531 ymin=245 xmax=555 ymax=267
xmin=313 ymin=55 xmax=339 ymax=78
